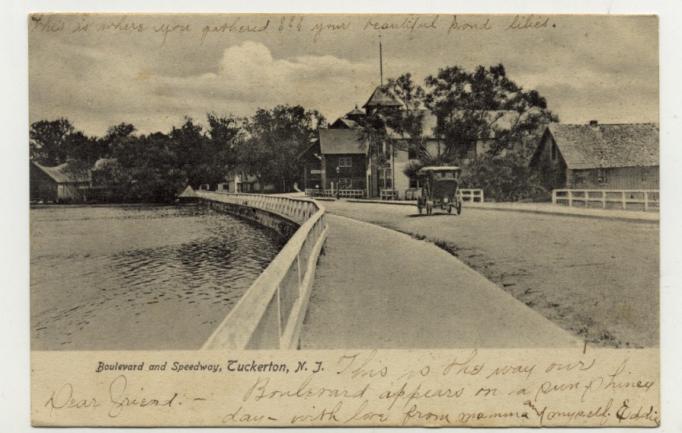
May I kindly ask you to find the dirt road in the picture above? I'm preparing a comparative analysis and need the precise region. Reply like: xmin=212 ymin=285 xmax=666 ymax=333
xmin=301 ymin=214 xmax=580 ymax=349
xmin=317 ymin=201 xmax=659 ymax=348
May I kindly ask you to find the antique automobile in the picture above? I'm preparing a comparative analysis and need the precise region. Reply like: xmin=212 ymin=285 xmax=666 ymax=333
xmin=415 ymin=166 xmax=463 ymax=215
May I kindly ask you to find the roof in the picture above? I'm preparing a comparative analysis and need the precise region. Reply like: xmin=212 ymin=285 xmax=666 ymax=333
xmin=347 ymin=106 xmax=365 ymax=116
xmin=330 ymin=117 xmax=359 ymax=129
xmin=318 ymin=129 xmax=367 ymax=155
xmin=32 ymin=161 xmax=90 ymax=184
xmin=177 ymin=185 xmax=198 ymax=198
xmin=363 ymin=86 xmax=403 ymax=109
xmin=543 ymin=123 xmax=659 ymax=169
xmin=296 ymin=140 xmax=321 ymax=160
xmin=418 ymin=166 xmax=461 ymax=172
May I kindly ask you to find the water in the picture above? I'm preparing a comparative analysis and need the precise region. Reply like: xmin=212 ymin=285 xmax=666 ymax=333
xmin=30 ymin=204 xmax=285 ymax=350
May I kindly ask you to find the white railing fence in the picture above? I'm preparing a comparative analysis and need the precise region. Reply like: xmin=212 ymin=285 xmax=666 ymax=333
xmin=380 ymin=189 xmax=399 ymax=200
xmin=305 ymin=189 xmax=365 ymax=199
xmin=552 ymin=189 xmax=659 ymax=212
xmin=306 ymin=187 xmax=486 ymax=203
xmin=197 ymin=191 xmax=328 ymax=350
xmin=458 ymin=189 xmax=485 ymax=203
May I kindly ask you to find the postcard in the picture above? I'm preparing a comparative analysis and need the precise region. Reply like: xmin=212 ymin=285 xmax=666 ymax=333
xmin=28 ymin=13 xmax=659 ymax=427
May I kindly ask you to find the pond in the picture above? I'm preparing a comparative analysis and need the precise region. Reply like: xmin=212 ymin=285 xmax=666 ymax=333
xmin=30 ymin=204 xmax=285 ymax=350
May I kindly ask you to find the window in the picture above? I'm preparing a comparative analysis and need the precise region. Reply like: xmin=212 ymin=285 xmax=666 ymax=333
xmin=338 ymin=156 xmax=352 ymax=168
xmin=597 ymin=168 xmax=608 ymax=184
xmin=550 ymin=141 xmax=558 ymax=162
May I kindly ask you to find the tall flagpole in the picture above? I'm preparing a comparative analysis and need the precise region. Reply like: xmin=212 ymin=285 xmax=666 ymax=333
xmin=379 ymin=35 xmax=383 ymax=87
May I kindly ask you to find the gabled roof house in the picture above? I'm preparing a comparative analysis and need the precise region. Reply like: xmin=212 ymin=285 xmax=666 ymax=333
xmin=530 ymin=121 xmax=659 ymax=190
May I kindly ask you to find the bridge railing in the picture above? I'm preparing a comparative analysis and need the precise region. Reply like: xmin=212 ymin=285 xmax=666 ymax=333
xmin=197 ymin=191 xmax=328 ymax=350
xmin=552 ymin=189 xmax=659 ymax=211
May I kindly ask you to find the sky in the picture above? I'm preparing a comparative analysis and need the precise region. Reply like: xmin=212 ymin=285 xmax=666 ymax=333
xmin=28 ymin=14 xmax=659 ymax=136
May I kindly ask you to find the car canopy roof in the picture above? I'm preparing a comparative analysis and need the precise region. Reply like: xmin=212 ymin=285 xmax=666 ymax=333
xmin=417 ymin=166 xmax=461 ymax=174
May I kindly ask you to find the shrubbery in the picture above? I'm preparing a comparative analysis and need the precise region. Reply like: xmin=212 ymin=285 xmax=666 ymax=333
xmin=460 ymin=153 xmax=549 ymax=202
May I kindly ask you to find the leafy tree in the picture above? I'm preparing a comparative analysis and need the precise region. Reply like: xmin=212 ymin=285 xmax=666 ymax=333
xmin=100 ymin=123 xmax=135 ymax=157
xmin=383 ymin=64 xmax=556 ymax=201
xmin=383 ymin=73 xmax=426 ymax=147
xmin=64 ymin=131 xmax=101 ymax=165
xmin=168 ymin=117 xmax=207 ymax=188
xmin=424 ymin=64 xmax=556 ymax=161
xmin=205 ymin=113 xmax=243 ymax=185
xmin=106 ymin=131 xmax=186 ymax=202
xmin=105 ymin=122 xmax=136 ymax=139
xmin=30 ymin=118 xmax=74 ymax=164
xmin=240 ymin=105 xmax=324 ymax=192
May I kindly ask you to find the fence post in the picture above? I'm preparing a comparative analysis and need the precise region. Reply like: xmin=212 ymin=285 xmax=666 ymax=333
xmin=644 ymin=191 xmax=649 ymax=211
xmin=621 ymin=191 xmax=627 ymax=210
xmin=480 ymin=189 xmax=484 ymax=203
xmin=601 ymin=191 xmax=606 ymax=209
xmin=568 ymin=190 xmax=573 ymax=207
xmin=552 ymin=190 xmax=557 ymax=205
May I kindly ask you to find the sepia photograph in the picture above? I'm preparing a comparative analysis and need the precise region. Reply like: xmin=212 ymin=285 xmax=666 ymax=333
xmin=22 ymin=10 xmax=668 ymax=428
xmin=29 ymin=13 xmax=659 ymax=352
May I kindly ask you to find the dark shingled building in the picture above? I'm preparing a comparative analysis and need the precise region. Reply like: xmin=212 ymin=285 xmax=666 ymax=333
xmin=30 ymin=161 xmax=91 ymax=203
xmin=530 ymin=121 xmax=659 ymax=191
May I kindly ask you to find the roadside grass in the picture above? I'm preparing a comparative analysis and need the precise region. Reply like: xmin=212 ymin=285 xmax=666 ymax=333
xmin=389 ymin=227 xmax=630 ymax=348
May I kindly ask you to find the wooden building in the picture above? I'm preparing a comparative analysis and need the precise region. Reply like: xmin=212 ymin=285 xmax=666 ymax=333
xmin=224 ymin=172 xmax=275 ymax=193
xmin=305 ymin=84 xmax=528 ymax=199
xmin=30 ymin=161 xmax=91 ymax=203
xmin=317 ymin=129 xmax=368 ymax=192
xmin=298 ymin=140 xmax=323 ymax=190
xmin=529 ymin=121 xmax=659 ymax=191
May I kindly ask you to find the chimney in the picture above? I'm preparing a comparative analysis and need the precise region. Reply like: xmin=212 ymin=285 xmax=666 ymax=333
xmin=589 ymin=120 xmax=599 ymax=127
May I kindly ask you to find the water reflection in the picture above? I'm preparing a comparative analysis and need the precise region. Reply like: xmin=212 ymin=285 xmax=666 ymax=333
xmin=30 ymin=204 xmax=284 ymax=350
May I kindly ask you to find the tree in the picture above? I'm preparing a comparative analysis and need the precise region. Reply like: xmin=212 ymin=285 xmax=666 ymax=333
xmin=418 ymin=64 xmax=559 ymax=200
xmin=30 ymin=118 xmax=74 ymax=165
xmin=424 ymin=64 xmax=556 ymax=161
xmin=205 ymin=113 xmax=243 ymax=185
xmin=100 ymin=123 xmax=135 ymax=157
xmin=384 ymin=73 xmax=426 ymax=144
xmin=105 ymin=131 xmax=186 ymax=202
xmin=240 ymin=105 xmax=324 ymax=192
xmin=64 ymin=131 xmax=101 ymax=165
xmin=168 ymin=117 xmax=207 ymax=188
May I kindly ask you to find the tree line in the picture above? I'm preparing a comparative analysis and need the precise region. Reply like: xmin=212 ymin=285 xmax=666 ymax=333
xmin=30 ymin=63 xmax=556 ymax=203
xmin=30 ymin=106 xmax=324 ymax=202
